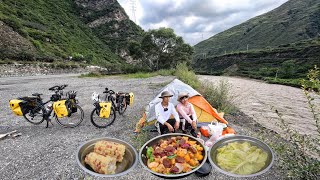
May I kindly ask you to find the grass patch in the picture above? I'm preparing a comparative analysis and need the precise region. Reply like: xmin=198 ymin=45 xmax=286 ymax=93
xmin=123 ymin=69 xmax=175 ymax=79
xmin=124 ymin=72 xmax=158 ymax=79
xmin=78 ymin=68 xmax=175 ymax=79
xmin=264 ymin=77 xmax=302 ymax=87
xmin=79 ymin=72 xmax=104 ymax=78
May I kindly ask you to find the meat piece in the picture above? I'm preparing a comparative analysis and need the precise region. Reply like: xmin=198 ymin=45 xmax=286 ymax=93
xmin=188 ymin=146 xmax=197 ymax=154
xmin=166 ymin=151 xmax=174 ymax=156
xmin=163 ymin=158 xmax=172 ymax=168
xmin=160 ymin=152 xmax=167 ymax=157
xmin=170 ymin=166 xmax=179 ymax=173
xmin=152 ymin=144 xmax=157 ymax=150
xmin=175 ymin=156 xmax=185 ymax=163
xmin=154 ymin=147 xmax=164 ymax=155
xmin=181 ymin=143 xmax=190 ymax=149
xmin=178 ymin=139 xmax=186 ymax=146
xmin=165 ymin=146 xmax=175 ymax=152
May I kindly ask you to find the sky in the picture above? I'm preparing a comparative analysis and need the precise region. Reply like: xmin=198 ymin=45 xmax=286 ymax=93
xmin=118 ymin=0 xmax=288 ymax=45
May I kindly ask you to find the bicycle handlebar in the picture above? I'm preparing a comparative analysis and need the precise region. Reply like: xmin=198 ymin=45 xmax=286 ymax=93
xmin=48 ymin=84 xmax=68 ymax=91
xmin=103 ymin=89 xmax=115 ymax=94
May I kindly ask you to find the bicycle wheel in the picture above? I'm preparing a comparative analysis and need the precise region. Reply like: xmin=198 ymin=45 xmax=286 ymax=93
xmin=23 ymin=105 xmax=46 ymax=125
xmin=55 ymin=104 xmax=84 ymax=128
xmin=90 ymin=106 xmax=116 ymax=128
xmin=118 ymin=96 xmax=127 ymax=115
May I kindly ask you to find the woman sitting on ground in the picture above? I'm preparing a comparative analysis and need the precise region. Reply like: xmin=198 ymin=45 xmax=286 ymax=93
xmin=177 ymin=92 xmax=198 ymax=137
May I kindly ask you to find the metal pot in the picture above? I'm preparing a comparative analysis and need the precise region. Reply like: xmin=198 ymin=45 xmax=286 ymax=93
xmin=208 ymin=135 xmax=275 ymax=178
xmin=139 ymin=133 xmax=208 ymax=178
xmin=76 ymin=137 xmax=138 ymax=177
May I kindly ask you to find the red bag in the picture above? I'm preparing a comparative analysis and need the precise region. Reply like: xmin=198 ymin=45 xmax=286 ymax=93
xmin=222 ymin=127 xmax=236 ymax=135
xmin=200 ymin=126 xmax=210 ymax=137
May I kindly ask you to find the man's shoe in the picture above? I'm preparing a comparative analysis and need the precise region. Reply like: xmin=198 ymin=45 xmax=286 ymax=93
xmin=191 ymin=130 xmax=197 ymax=137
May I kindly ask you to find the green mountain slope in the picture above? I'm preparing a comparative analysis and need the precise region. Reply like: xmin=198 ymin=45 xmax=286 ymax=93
xmin=0 ymin=0 xmax=142 ymax=65
xmin=194 ymin=0 xmax=320 ymax=58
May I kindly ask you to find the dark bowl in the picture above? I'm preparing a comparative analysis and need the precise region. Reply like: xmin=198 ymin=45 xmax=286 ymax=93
xmin=139 ymin=133 xmax=208 ymax=178
xmin=209 ymin=135 xmax=275 ymax=177
xmin=76 ymin=137 xmax=138 ymax=177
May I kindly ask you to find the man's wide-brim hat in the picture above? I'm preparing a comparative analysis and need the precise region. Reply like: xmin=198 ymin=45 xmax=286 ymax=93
xmin=177 ymin=92 xmax=189 ymax=101
xmin=159 ymin=91 xmax=173 ymax=98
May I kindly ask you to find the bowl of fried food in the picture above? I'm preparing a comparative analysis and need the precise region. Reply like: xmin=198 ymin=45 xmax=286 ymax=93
xmin=209 ymin=135 xmax=274 ymax=177
xmin=76 ymin=137 xmax=138 ymax=177
xmin=139 ymin=133 xmax=207 ymax=178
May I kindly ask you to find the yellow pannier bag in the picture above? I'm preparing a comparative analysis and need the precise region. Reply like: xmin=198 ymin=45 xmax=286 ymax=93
xmin=99 ymin=102 xmax=112 ymax=118
xmin=53 ymin=100 xmax=69 ymax=118
xmin=128 ymin=92 xmax=134 ymax=106
xmin=9 ymin=99 xmax=24 ymax=116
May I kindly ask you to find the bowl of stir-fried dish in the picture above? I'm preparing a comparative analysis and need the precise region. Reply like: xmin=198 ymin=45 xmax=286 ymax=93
xmin=139 ymin=133 xmax=208 ymax=178
xmin=209 ymin=135 xmax=274 ymax=177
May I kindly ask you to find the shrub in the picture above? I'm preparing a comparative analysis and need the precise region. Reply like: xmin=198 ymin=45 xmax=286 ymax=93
xmin=200 ymin=80 xmax=237 ymax=114
xmin=175 ymin=62 xmax=237 ymax=114
xmin=279 ymin=60 xmax=296 ymax=78
xmin=72 ymin=53 xmax=85 ymax=62
xmin=175 ymin=62 xmax=201 ymax=89
xmin=271 ymin=66 xmax=320 ymax=179
xmin=32 ymin=40 xmax=42 ymax=50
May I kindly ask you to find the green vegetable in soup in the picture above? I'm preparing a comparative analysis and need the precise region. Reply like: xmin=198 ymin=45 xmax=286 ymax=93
xmin=216 ymin=142 xmax=268 ymax=175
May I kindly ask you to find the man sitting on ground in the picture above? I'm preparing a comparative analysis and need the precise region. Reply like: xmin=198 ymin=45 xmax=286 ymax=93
xmin=155 ymin=91 xmax=180 ymax=134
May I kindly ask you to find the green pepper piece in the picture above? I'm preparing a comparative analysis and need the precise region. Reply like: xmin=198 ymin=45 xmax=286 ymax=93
xmin=167 ymin=154 xmax=177 ymax=159
xmin=146 ymin=147 xmax=154 ymax=159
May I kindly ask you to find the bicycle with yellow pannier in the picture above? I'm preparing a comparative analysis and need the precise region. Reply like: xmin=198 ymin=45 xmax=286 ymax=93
xmin=9 ymin=85 xmax=84 ymax=128
xmin=90 ymin=88 xmax=134 ymax=128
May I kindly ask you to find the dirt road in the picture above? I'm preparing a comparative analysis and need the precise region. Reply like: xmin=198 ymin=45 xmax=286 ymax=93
xmin=199 ymin=75 xmax=320 ymax=138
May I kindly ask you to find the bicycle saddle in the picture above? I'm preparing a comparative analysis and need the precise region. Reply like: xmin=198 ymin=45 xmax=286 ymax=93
xmin=32 ymin=93 xmax=43 ymax=97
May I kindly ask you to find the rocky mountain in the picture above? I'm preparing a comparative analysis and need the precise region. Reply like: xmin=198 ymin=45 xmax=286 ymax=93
xmin=74 ymin=0 xmax=144 ymax=63
xmin=0 ymin=0 xmax=143 ymax=65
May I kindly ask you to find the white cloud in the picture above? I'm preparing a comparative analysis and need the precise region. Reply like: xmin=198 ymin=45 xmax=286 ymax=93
xmin=118 ymin=0 xmax=289 ymax=45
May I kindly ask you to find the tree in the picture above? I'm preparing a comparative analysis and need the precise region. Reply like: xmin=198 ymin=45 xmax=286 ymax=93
xmin=131 ymin=27 xmax=193 ymax=71
xmin=279 ymin=60 xmax=296 ymax=78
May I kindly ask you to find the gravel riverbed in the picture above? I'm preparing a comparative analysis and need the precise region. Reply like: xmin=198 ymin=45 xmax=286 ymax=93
xmin=0 ymin=74 xmax=287 ymax=179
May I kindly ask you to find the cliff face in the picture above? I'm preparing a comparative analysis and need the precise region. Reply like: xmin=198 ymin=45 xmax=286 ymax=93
xmin=74 ymin=0 xmax=144 ymax=63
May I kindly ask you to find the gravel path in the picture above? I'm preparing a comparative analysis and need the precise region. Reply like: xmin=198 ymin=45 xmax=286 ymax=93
xmin=199 ymin=75 xmax=320 ymax=138
xmin=0 ymin=74 xmax=286 ymax=179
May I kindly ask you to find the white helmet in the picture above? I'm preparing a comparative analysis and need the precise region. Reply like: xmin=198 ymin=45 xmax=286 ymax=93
xmin=91 ymin=92 xmax=100 ymax=102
